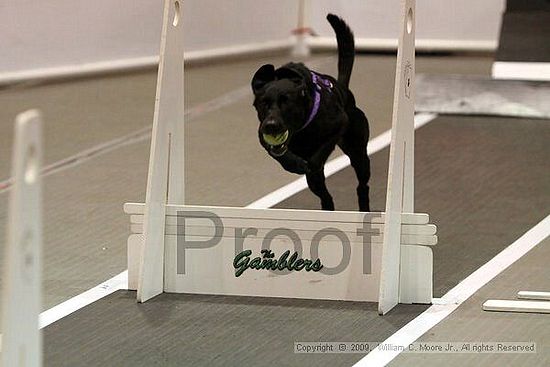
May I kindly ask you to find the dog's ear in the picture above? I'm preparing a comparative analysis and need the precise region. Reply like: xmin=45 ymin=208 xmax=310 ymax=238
xmin=275 ymin=67 xmax=304 ymax=85
xmin=252 ymin=64 xmax=275 ymax=93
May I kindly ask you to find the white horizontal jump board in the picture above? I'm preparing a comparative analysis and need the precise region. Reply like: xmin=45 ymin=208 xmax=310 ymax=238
xmin=128 ymin=224 xmax=437 ymax=246
xmin=483 ymin=300 xmax=550 ymax=314
xmin=123 ymin=203 xmax=430 ymax=224
xmin=128 ymin=215 xmax=437 ymax=235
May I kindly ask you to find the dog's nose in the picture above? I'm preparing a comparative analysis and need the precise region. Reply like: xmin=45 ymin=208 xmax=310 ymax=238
xmin=262 ymin=119 xmax=282 ymax=135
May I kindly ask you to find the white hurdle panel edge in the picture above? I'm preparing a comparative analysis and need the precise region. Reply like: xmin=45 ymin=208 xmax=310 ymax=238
xmin=128 ymin=0 xmax=435 ymax=314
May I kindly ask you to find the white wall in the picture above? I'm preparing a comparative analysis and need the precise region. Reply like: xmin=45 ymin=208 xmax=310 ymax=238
xmin=0 ymin=0 xmax=298 ymax=82
xmin=0 ymin=0 xmax=505 ymax=83
xmin=310 ymin=0 xmax=506 ymax=50
xmin=0 ymin=1 xmax=161 ymax=76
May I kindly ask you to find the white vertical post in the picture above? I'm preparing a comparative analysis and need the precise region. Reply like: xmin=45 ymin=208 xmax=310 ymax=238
xmin=138 ymin=0 xmax=185 ymax=302
xmin=2 ymin=110 xmax=43 ymax=367
xmin=397 ymin=1 xmax=433 ymax=305
xmin=378 ymin=0 xmax=416 ymax=315
xmin=292 ymin=0 xmax=311 ymax=57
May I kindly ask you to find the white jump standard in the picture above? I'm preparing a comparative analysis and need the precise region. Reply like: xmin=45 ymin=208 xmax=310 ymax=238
xmin=126 ymin=0 xmax=436 ymax=315
xmin=2 ymin=110 xmax=44 ymax=367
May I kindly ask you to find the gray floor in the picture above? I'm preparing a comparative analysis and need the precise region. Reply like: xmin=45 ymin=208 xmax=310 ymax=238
xmin=41 ymin=115 xmax=550 ymax=366
xmin=2 ymin=51 xmax=549 ymax=366
xmin=391 ymin=237 xmax=550 ymax=367
xmin=0 ymin=52 xmax=493 ymax=311
xmin=43 ymin=292 xmax=427 ymax=367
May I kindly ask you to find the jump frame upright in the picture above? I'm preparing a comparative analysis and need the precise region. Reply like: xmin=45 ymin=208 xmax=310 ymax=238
xmin=124 ymin=0 xmax=436 ymax=315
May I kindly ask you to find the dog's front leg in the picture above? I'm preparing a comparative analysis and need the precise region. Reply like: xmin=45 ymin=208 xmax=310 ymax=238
xmin=308 ymin=137 xmax=339 ymax=172
xmin=272 ymin=150 xmax=311 ymax=175
xmin=306 ymin=138 xmax=340 ymax=210
xmin=306 ymin=170 xmax=334 ymax=210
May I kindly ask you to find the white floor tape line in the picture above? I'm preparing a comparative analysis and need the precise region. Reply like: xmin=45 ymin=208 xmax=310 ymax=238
xmin=353 ymin=213 xmax=550 ymax=367
xmin=39 ymin=271 xmax=128 ymax=329
xmin=36 ymin=113 xmax=437 ymax=327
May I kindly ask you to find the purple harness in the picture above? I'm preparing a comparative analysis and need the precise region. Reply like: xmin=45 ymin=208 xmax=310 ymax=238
xmin=299 ymin=72 xmax=333 ymax=131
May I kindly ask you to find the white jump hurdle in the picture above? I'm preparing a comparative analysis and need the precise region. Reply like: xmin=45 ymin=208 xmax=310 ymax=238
xmin=2 ymin=110 xmax=43 ymax=367
xmin=126 ymin=0 xmax=435 ymax=314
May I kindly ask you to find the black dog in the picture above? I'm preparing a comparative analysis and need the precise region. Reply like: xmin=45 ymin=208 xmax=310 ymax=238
xmin=251 ymin=14 xmax=370 ymax=211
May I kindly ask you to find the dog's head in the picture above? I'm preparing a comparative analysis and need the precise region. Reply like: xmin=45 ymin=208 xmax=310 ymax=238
xmin=251 ymin=64 xmax=310 ymax=155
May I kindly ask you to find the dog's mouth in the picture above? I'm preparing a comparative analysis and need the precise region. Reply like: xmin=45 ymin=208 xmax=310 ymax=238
xmin=268 ymin=143 xmax=288 ymax=157
xmin=262 ymin=130 xmax=289 ymax=157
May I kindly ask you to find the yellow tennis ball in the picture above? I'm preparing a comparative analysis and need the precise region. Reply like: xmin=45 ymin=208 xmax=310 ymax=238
xmin=263 ymin=130 xmax=289 ymax=146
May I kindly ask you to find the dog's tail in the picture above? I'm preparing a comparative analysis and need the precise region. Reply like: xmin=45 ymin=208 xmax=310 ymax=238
xmin=326 ymin=14 xmax=355 ymax=88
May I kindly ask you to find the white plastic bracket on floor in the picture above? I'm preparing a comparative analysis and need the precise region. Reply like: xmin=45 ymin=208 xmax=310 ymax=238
xmin=129 ymin=0 xmax=435 ymax=313
xmin=517 ymin=291 xmax=550 ymax=301
xmin=483 ymin=291 xmax=550 ymax=314
xmin=2 ymin=110 xmax=43 ymax=367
